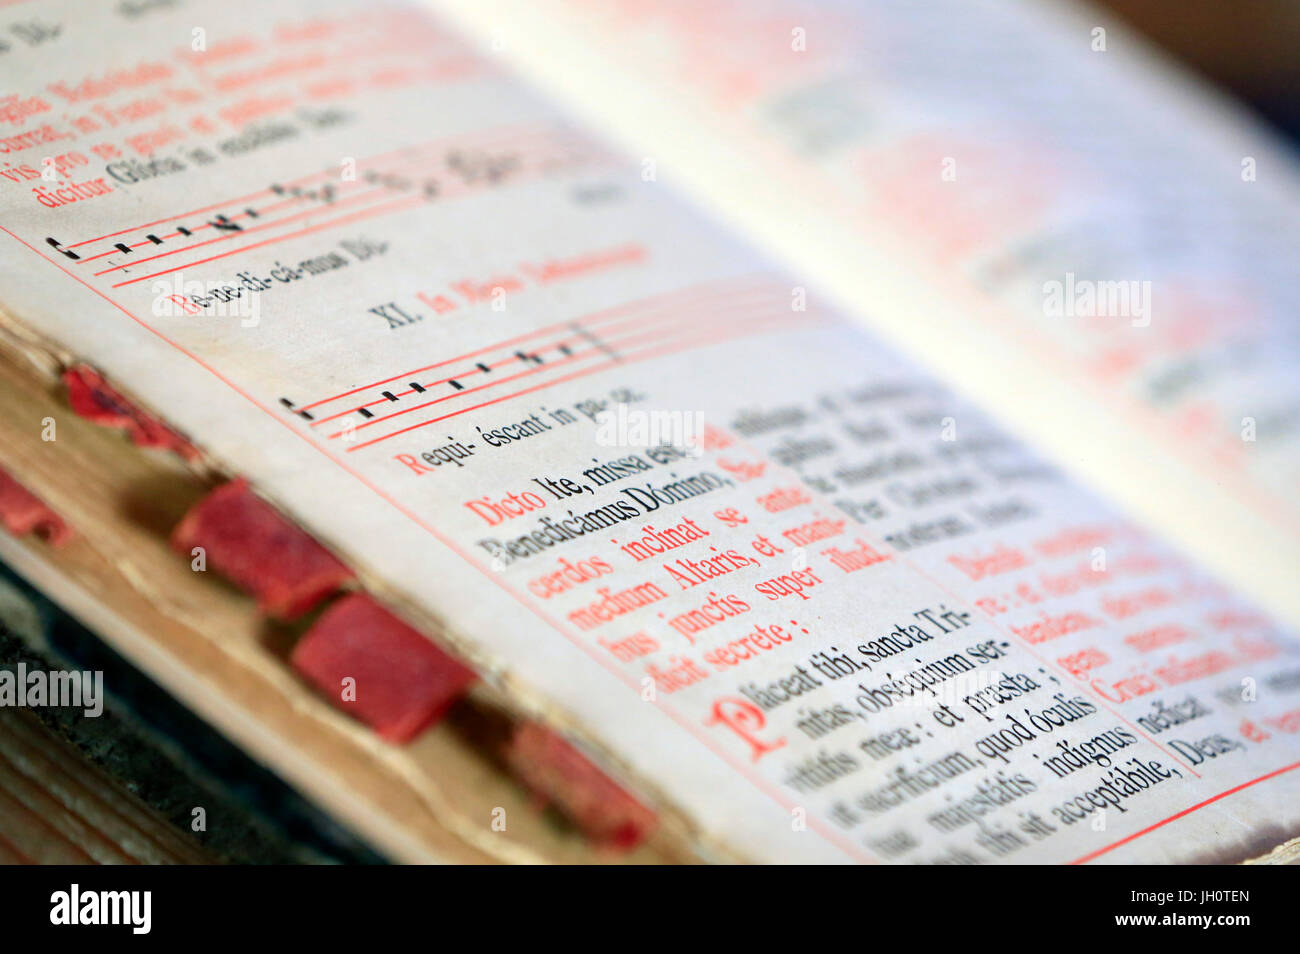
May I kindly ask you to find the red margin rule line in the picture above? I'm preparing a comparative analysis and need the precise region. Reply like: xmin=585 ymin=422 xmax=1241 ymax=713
xmin=1069 ymin=758 xmax=1300 ymax=864
xmin=708 ymin=388 xmax=1279 ymax=859
xmin=15 ymin=215 xmax=1279 ymax=861
xmin=0 ymin=223 xmax=870 ymax=862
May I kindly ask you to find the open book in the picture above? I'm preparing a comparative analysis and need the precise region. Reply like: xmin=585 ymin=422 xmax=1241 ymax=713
xmin=0 ymin=0 xmax=1297 ymax=864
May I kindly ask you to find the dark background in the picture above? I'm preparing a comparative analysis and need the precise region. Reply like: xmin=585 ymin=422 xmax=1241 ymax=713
xmin=1099 ymin=0 xmax=1300 ymax=141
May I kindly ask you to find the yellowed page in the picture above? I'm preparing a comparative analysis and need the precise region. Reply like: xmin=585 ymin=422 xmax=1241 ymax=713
xmin=1 ymin=0 xmax=1298 ymax=863
xmin=427 ymin=0 xmax=1300 ymax=628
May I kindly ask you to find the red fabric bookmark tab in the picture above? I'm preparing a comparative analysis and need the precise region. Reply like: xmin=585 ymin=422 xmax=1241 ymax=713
xmin=504 ymin=722 xmax=657 ymax=850
xmin=291 ymin=593 xmax=477 ymax=742
xmin=64 ymin=364 xmax=199 ymax=460
xmin=0 ymin=469 xmax=72 ymax=545
xmin=171 ymin=478 xmax=354 ymax=619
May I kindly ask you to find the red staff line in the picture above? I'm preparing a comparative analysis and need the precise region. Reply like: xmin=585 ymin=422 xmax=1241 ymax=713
xmin=301 ymin=274 xmax=771 ymax=409
xmin=348 ymin=311 xmax=808 ymax=452
xmin=329 ymin=301 xmax=795 ymax=438
xmin=310 ymin=351 xmax=530 ymax=428
xmin=68 ymin=185 xmax=277 ymax=250
xmin=0 ymin=222 xmax=870 ymax=862
xmin=109 ymin=193 xmax=425 ymax=288
xmin=94 ymin=183 xmax=393 ymax=276
xmin=1069 ymin=758 xmax=1300 ymax=864
xmin=310 ymin=282 xmax=784 ymax=425
xmin=83 ymin=124 xmax=565 ymax=264
xmin=75 ymin=189 xmax=314 ymax=264
xmin=90 ymin=185 xmax=388 ymax=272
xmin=346 ymin=311 xmax=808 ymax=451
xmin=332 ymin=342 xmax=602 ymax=439
xmin=108 ymin=137 xmax=601 ymax=291
xmin=92 ymin=127 xmax=576 ymax=277
xmin=67 ymin=121 xmax=563 ymax=249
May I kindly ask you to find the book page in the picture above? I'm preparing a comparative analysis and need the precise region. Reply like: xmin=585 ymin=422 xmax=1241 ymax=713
xmin=427 ymin=0 xmax=1300 ymax=628
xmin=1 ymin=0 xmax=1298 ymax=863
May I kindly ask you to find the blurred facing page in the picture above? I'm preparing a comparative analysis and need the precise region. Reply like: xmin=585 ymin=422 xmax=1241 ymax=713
xmin=0 ymin=0 xmax=1298 ymax=862
xmin=430 ymin=0 xmax=1300 ymax=626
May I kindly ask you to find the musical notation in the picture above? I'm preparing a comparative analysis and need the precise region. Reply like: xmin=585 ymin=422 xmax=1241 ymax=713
xmin=277 ymin=277 xmax=818 ymax=453
xmin=40 ymin=122 xmax=612 ymax=291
